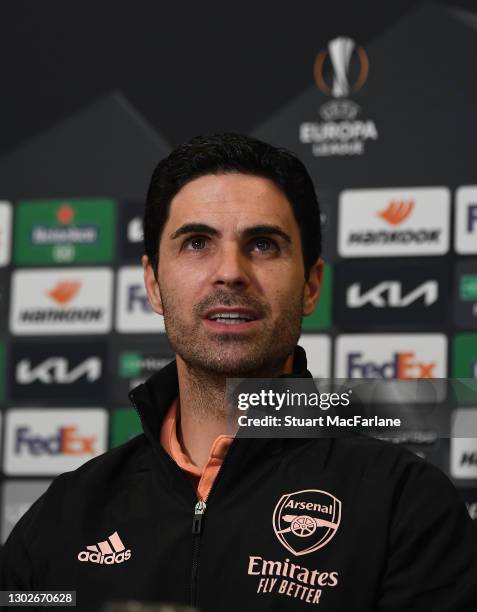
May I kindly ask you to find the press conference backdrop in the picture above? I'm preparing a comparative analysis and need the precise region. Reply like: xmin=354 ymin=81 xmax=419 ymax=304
xmin=1 ymin=2 xmax=477 ymax=541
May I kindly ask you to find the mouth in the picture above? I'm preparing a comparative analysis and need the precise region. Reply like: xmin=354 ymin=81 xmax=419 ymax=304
xmin=202 ymin=307 xmax=262 ymax=332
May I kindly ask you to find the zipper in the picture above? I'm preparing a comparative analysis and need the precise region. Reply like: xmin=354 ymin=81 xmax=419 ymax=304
xmin=130 ymin=388 xmax=239 ymax=608
xmin=189 ymin=438 xmax=238 ymax=607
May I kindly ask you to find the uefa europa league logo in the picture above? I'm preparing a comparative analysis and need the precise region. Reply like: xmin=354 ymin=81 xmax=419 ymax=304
xmin=314 ymin=36 xmax=368 ymax=98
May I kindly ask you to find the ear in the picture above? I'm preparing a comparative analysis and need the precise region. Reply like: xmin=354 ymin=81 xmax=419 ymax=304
xmin=302 ymin=257 xmax=324 ymax=316
xmin=142 ymin=255 xmax=163 ymax=315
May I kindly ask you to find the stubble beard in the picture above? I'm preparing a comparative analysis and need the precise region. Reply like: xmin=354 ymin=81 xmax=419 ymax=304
xmin=160 ymin=287 xmax=304 ymax=379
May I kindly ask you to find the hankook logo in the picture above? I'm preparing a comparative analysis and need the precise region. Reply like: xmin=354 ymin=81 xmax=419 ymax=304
xmin=338 ymin=188 xmax=450 ymax=257
xmin=47 ymin=280 xmax=81 ymax=304
xmin=10 ymin=268 xmax=113 ymax=335
xmin=377 ymin=201 xmax=414 ymax=225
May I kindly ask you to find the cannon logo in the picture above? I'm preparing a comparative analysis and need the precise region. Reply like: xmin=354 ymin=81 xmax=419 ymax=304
xmin=78 ymin=531 xmax=131 ymax=565
xmin=273 ymin=489 xmax=341 ymax=556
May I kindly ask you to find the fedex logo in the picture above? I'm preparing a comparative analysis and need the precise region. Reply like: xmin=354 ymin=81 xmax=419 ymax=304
xmin=15 ymin=426 xmax=96 ymax=456
xmin=468 ymin=204 xmax=477 ymax=233
xmin=347 ymin=351 xmax=436 ymax=378
xmin=4 ymin=409 xmax=107 ymax=475
xmin=456 ymin=188 xmax=477 ymax=254
xmin=335 ymin=334 xmax=447 ymax=381
xmin=127 ymin=285 xmax=151 ymax=313
xmin=116 ymin=267 xmax=164 ymax=333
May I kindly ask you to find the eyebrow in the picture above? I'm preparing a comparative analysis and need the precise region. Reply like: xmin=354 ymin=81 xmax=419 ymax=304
xmin=170 ymin=223 xmax=291 ymax=243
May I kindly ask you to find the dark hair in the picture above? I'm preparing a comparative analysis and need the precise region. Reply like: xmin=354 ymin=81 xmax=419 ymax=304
xmin=144 ymin=133 xmax=322 ymax=279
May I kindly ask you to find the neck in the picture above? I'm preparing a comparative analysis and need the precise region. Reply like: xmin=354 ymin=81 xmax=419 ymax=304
xmin=175 ymin=353 xmax=294 ymax=468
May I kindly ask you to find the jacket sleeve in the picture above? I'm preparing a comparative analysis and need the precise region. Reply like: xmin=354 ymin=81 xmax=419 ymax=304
xmin=377 ymin=461 xmax=477 ymax=612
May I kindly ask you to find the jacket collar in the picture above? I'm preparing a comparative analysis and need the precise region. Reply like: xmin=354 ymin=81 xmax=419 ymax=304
xmin=129 ymin=344 xmax=312 ymax=441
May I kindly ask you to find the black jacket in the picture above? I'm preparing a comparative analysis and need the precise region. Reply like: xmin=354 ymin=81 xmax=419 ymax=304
xmin=2 ymin=347 xmax=477 ymax=611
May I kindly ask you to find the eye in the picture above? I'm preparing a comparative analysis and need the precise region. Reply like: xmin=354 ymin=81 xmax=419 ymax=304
xmin=184 ymin=236 xmax=208 ymax=250
xmin=251 ymin=237 xmax=279 ymax=252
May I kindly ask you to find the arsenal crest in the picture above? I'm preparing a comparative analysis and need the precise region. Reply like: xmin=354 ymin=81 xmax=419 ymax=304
xmin=273 ymin=489 xmax=341 ymax=556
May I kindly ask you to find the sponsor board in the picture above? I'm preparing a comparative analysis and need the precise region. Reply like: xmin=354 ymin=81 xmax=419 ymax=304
xmin=116 ymin=345 xmax=174 ymax=398
xmin=302 ymin=263 xmax=332 ymax=331
xmin=110 ymin=409 xmax=143 ymax=448
xmin=0 ymin=341 xmax=5 ymax=402
xmin=452 ymin=334 xmax=477 ymax=405
xmin=9 ymin=340 xmax=108 ymax=402
xmin=0 ymin=270 xmax=8 ymax=332
xmin=119 ymin=199 xmax=144 ymax=262
xmin=14 ymin=198 xmax=116 ymax=264
xmin=314 ymin=190 xmax=337 ymax=263
xmin=10 ymin=267 xmax=113 ymax=335
xmin=454 ymin=260 xmax=477 ymax=329
xmin=338 ymin=188 xmax=450 ymax=257
xmin=335 ymin=261 xmax=448 ymax=329
xmin=0 ymin=201 xmax=12 ymax=266
xmin=335 ymin=334 xmax=447 ymax=379
xmin=116 ymin=266 xmax=165 ymax=333
xmin=457 ymin=488 xmax=477 ymax=523
xmin=455 ymin=187 xmax=477 ymax=254
xmin=452 ymin=334 xmax=477 ymax=379
xmin=4 ymin=408 xmax=108 ymax=475
xmin=297 ymin=335 xmax=331 ymax=378
xmin=1 ymin=480 xmax=51 ymax=543
xmin=451 ymin=409 xmax=477 ymax=479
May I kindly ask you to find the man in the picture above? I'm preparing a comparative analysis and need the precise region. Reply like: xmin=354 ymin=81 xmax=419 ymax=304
xmin=2 ymin=133 xmax=477 ymax=611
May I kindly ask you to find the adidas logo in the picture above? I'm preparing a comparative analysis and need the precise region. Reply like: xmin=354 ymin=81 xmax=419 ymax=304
xmin=77 ymin=530 xmax=131 ymax=564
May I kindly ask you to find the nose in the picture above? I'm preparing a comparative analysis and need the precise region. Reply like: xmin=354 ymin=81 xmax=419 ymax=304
xmin=212 ymin=242 xmax=250 ymax=290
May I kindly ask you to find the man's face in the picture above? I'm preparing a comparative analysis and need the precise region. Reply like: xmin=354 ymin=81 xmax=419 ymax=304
xmin=144 ymin=173 xmax=322 ymax=377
